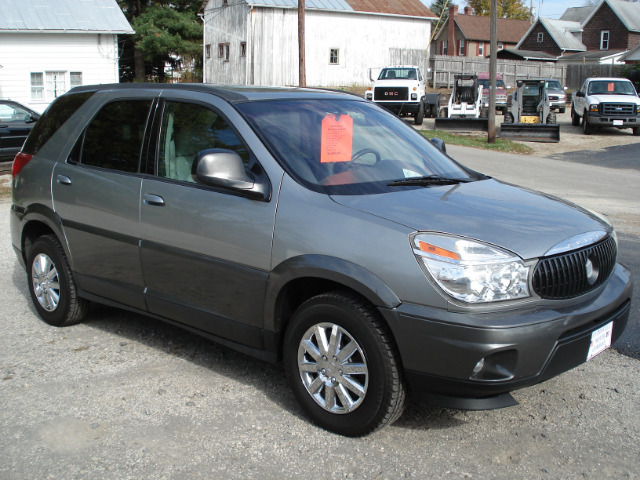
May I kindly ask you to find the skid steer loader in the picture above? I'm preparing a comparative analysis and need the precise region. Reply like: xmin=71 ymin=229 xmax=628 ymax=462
xmin=435 ymin=74 xmax=489 ymax=132
xmin=500 ymin=79 xmax=560 ymax=142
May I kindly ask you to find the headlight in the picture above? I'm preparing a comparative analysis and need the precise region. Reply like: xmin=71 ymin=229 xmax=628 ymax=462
xmin=636 ymin=104 xmax=640 ymax=114
xmin=589 ymin=104 xmax=599 ymax=113
xmin=411 ymin=233 xmax=530 ymax=303
xmin=365 ymin=92 xmax=373 ymax=100
xmin=411 ymin=93 xmax=418 ymax=100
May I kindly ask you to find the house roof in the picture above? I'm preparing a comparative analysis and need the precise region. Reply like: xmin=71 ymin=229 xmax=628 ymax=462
xmin=558 ymin=49 xmax=626 ymax=63
xmin=495 ymin=49 xmax=558 ymax=61
xmin=583 ymin=0 xmax=640 ymax=33
xmin=209 ymin=0 xmax=435 ymax=17
xmin=437 ymin=15 xmax=530 ymax=43
xmin=619 ymin=42 xmax=640 ymax=62
xmin=559 ymin=5 xmax=596 ymax=24
xmin=0 ymin=0 xmax=134 ymax=34
xmin=517 ymin=18 xmax=586 ymax=52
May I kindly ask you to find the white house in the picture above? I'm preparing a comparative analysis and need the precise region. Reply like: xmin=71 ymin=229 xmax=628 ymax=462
xmin=200 ymin=0 xmax=436 ymax=87
xmin=0 ymin=0 xmax=134 ymax=113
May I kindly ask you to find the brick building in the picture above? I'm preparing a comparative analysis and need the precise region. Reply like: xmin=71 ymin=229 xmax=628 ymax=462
xmin=431 ymin=5 xmax=530 ymax=58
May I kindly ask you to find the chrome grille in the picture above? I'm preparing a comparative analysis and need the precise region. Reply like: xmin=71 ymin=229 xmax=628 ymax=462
xmin=601 ymin=103 xmax=635 ymax=116
xmin=374 ymin=87 xmax=408 ymax=101
xmin=532 ymin=235 xmax=617 ymax=300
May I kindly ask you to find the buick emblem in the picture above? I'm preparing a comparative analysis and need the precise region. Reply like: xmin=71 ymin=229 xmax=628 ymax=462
xmin=585 ymin=257 xmax=598 ymax=285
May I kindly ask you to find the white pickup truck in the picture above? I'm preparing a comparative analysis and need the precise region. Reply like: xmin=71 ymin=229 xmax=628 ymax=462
xmin=571 ymin=77 xmax=640 ymax=135
xmin=365 ymin=65 xmax=428 ymax=125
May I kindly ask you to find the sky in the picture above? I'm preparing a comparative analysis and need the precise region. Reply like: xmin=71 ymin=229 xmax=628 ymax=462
xmin=523 ymin=0 xmax=580 ymax=20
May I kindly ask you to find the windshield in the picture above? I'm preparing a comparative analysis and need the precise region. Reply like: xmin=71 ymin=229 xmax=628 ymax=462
xmin=545 ymin=80 xmax=562 ymax=90
xmin=478 ymin=79 xmax=505 ymax=89
xmin=588 ymin=80 xmax=637 ymax=95
xmin=377 ymin=68 xmax=419 ymax=81
xmin=236 ymin=99 xmax=474 ymax=195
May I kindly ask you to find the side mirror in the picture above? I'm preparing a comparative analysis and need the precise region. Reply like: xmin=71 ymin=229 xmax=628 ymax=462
xmin=194 ymin=149 xmax=268 ymax=199
xmin=24 ymin=114 xmax=39 ymax=123
xmin=430 ymin=137 xmax=446 ymax=153
xmin=575 ymin=91 xmax=585 ymax=98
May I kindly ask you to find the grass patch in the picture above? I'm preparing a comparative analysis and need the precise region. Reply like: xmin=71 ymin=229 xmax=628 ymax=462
xmin=420 ymin=130 xmax=534 ymax=155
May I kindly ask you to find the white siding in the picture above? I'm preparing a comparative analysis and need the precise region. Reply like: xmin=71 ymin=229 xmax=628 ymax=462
xmin=202 ymin=1 xmax=432 ymax=88
xmin=0 ymin=33 xmax=120 ymax=112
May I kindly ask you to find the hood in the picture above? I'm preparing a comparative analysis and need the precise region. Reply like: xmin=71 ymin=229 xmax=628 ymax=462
xmin=331 ymin=179 xmax=609 ymax=260
xmin=589 ymin=94 xmax=640 ymax=105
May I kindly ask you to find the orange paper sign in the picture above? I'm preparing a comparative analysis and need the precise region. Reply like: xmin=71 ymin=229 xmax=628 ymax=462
xmin=321 ymin=114 xmax=353 ymax=163
xmin=607 ymin=82 xmax=615 ymax=92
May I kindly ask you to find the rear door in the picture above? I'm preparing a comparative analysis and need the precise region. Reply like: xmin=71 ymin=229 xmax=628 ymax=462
xmin=139 ymin=94 xmax=279 ymax=348
xmin=52 ymin=93 xmax=156 ymax=310
xmin=0 ymin=102 xmax=36 ymax=160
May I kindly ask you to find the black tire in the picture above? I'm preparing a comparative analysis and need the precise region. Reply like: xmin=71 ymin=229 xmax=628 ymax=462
xmin=546 ymin=112 xmax=557 ymax=124
xmin=503 ymin=112 xmax=514 ymax=124
xmin=27 ymin=234 xmax=89 ymax=327
xmin=559 ymin=107 xmax=566 ymax=114
xmin=633 ymin=127 xmax=640 ymax=136
xmin=414 ymin=102 xmax=424 ymax=126
xmin=582 ymin=114 xmax=593 ymax=135
xmin=283 ymin=291 xmax=406 ymax=437
xmin=571 ymin=106 xmax=580 ymax=126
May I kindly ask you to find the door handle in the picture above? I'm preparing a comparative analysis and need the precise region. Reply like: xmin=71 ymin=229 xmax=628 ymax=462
xmin=56 ymin=174 xmax=72 ymax=185
xmin=143 ymin=193 xmax=165 ymax=207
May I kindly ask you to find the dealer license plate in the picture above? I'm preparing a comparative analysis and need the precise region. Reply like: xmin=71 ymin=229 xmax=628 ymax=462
xmin=587 ymin=321 xmax=613 ymax=360
xmin=613 ymin=120 xmax=623 ymax=126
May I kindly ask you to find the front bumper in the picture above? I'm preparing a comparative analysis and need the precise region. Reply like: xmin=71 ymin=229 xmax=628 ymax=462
xmin=374 ymin=101 xmax=421 ymax=116
xmin=587 ymin=112 xmax=639 ymax=127
xmin=380 ymin=263 xmax=632 ymax=408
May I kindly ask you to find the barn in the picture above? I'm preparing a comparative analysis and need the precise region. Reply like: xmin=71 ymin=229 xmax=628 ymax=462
xmin=200 ymin=0 xmax=436 ymax=87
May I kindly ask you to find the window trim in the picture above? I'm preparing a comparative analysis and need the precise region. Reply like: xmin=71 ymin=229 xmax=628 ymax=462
xmin=600 ymin=30 xmax=609 ymax=50
xmin=459 ymin=39 xmax=465 ymax=56
xmin=537 ymin=32 xmax=544 ymax=43
xmin=478 ymin=41 xmax=484 ymax=56
xmin=240 ymin=41 xmax=247 ymax=57
xmin=329 ymin=48 xmax=339 ymax=65
xmin=205 ymin=44 xmax=211 ymax=58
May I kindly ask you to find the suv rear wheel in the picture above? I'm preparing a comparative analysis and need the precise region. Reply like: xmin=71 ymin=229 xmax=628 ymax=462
xmin=27 ymin=235 xmax=89 ymax=327
xmin=283 ymin=291 xmax=406 ymax=436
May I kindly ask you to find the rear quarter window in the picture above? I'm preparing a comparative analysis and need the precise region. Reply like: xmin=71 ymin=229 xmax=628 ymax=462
xmin=22 ymin=91 xmax=94 ymax=155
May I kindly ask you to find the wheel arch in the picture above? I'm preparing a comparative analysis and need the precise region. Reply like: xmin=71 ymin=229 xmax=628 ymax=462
xmin=264 ymin=255 xmax=401 ymax=359
xmin=17 ymin=204 xmax=71 ymax=271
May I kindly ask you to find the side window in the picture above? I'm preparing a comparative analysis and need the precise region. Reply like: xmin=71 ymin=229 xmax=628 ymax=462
xmin=0 ymin=103 xmax=31 ymax=123
xmin=158 ymin=101 xmax=250 ymax=183
xmin=81 ymin=100 xmax=152 ymax=173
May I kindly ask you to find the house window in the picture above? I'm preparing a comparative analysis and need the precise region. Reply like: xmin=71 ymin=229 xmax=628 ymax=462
xmin=30 ymin=72 xmax=44 ymax=100
xmin=70 ymin=72 xmax=83 ymax=88
xmin=329 ymin=48 xmax=339 ymax=65
xmin=441 ymin=40 xmax=448 ymax=55
xmin=459 ymin=39 xmax=465 ymax=56
xmin=205 ymin=44 xmax=211 ymax=58
xmin=478 ymin=42 xmax=484 ymax=56
xmin=498 ymin=43 xmax=504 ymax=50
xmin=46 ymin=71 xmax=67 ymax=100
xmin=240 ymin=42 xmax=246 ymax=57
xmin=218 ymin=43 xmax=230 ymax=61
xmin=600 ymin=31 xmax=609 ymax=50
xmin=537 ymin=32 xmax=544 ymax=43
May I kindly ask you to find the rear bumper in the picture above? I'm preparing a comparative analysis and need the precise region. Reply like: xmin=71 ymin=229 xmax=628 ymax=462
xmin=380 ymin=263 xmax=632 ymax=408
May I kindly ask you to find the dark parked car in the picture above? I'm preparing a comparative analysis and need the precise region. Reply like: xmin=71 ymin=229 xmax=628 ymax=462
xmin=10 ymin=84 xmax=632 ymax=436
xmin=0 ymin=100 xmax=40 ymax=162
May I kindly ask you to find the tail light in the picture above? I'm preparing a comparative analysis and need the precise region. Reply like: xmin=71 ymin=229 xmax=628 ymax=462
xmin=12 ymin=152 xmax=33 ymax=178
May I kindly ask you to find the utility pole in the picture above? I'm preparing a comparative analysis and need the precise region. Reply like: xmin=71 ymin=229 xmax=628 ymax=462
xmin=488 ymin=0 xmax=497 ymax=143
xmin=298 ymin=0 xmax=306 ymax=87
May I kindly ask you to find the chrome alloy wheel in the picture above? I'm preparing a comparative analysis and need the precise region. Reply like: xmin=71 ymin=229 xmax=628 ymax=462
xmin=297 ymin=322 xmax=369 ymax=414
xmin=31 ymin=253 xmax=61 ymax=312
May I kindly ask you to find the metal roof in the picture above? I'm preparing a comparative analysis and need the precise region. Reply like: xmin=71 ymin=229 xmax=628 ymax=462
xmin=593 ymin=0 xmax=640 ymax=33
xmin=0 ymin=0 xmax=134 ymax=34
xmin=539 ymin=18 xmax=586 ymax=52
xmin=245 ymin=0 xmax=435 ymax=17
xmin=559 ymin=6 xmax=596 ymax=24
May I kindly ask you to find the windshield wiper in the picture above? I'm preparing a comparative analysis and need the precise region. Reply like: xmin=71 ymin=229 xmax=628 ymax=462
xmin=387 ymin=175 xmax=474 ymax=187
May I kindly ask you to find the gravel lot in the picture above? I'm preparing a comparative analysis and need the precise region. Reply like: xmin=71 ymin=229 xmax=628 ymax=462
xmin=1 ymin=115 xmax=639 ymax=479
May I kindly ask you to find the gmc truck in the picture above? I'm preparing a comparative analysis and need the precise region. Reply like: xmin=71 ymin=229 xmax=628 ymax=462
xmin=365 ymin=66 xmax=428 ymax=125
xmin=571 ymin=77 xmax=640 ymax=135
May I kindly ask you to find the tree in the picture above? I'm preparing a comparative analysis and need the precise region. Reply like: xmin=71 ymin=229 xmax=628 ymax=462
xmin=466 ymin=0 xmax=530 ymax=19
xmin=430 ymin=0 xmax=456 ymax=39
xmin=118 ymin=1 xmax=203 ymax=83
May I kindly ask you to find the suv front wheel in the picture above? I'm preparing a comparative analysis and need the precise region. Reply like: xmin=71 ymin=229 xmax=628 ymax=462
xmin=27 ymin=235 xmax=89 ymax=327
xmin=283 ymin=291 xmax=406 ymax=436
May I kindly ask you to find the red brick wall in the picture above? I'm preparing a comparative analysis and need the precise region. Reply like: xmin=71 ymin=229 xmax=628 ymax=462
xmin=518 ymin=23 xmax=563 ymax=56
xmin=582 ymin=3 xmax=630 ymax=50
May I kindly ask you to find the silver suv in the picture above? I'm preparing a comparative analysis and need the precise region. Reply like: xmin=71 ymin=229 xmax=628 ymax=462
xmin=10 ymin=84 xmax=632 ymax=436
